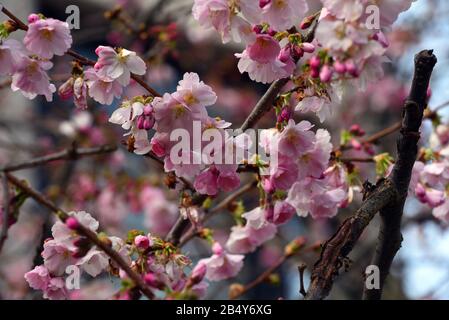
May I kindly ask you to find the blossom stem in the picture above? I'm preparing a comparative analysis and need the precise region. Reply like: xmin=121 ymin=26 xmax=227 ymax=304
xmin=230 ymin=244 xmax=316 ymax=299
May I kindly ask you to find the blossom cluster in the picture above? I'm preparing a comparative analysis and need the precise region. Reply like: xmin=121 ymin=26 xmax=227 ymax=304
xmin=410 ymin=122 xmax=449 ymax=222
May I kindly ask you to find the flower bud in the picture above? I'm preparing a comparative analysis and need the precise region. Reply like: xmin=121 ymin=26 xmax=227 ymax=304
xmin=66 ymin=217 xmax=80 ymax=230
xmin=134 ymin=235 xmax=150 ymax=250
xmin=300 ymin=42 xmax=315 ymax=53
xmin=345 ymin=60 xmax=359 ymax=77
xmin=58 ymin=78 xmax=74 ymax=100
xmin=333 ymin=60 xmax=347 ymax=74
xmin=190 ymin=262 xmax=207 ymax=285
xmin=252 ymin=25 xmax=263 ymax=34
xmin=319 ymin=65 xmax=333 ymax=83
xmin=228 ymin=283 xmax=244 ymax=299
xmin=259 ymin=0 xmax=271 ymax=9
xmin=144 ymin=273 xmax=165 ymax=290
xmin=27 ymin=13 xmax=40 ymax=23
xmin=309 ymin=55 xmax=321 ymax=69
xmin=137 ymin=115 xmax=145 ymax=130
xmin=212 ymin=242 xmax=224 ymax=256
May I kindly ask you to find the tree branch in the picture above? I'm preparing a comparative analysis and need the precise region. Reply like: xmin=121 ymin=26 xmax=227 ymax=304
xmin=363 ymin=50 xmax=437 ymax=300
xmin=304 ymin=178 xmax=398 ymax=300
xmin=4 ymin=173 xmax=154 ymax=299
xmin=304 ymin=50 xmax=437 ymax=300
xmin=0 ymin=144 xmax=117 ymax=172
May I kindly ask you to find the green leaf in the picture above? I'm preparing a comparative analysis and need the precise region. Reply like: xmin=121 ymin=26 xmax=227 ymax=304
xmin=373 ymin=153 xmax=394 ymax=177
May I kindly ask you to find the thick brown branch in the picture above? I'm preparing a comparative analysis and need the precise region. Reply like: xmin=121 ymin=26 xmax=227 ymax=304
xmin=305 ymin=50 xmax=437 ymax=301
xmin=304 ymin=179 xmax=398 ymax=300
xmin=5 ymin=173 xmax=154 ymax=299
xmin=363 ymin=50 xmax=437 ymax=300
xmin=0 ymin=144 xmax=117 ymax=172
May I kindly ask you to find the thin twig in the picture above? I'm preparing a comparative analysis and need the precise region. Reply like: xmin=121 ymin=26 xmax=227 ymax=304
xmin=178 ymin=181 xmax=257 ymax=247
xmin=0 ymin=174 xmax=10 ymax=253
xmin=5 ymin=173 xmax=154 ymax=299
xmin=298 ymin=263 xmax=307 ymax=297
xmin=231 ymin=241 xmax=315 ymax=299
xmin=0 ymin=144 xmax=117 ymax=172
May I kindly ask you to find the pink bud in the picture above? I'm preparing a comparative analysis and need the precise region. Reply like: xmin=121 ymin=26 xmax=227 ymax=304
xmin=373 ymin=31 xmax=389 ymax=48
xmin=143 ymin=105 xmax=153 ymax=116
xmin=350 ymin=138 xmax=362 ymax=150
xmin=310 ymin=68 xmax=320 ymax=78
xmin=144 ymin=273 xmax=164 ymax=290
xmin=333 ymin=60 xmax=347 ymax=74
xmin=66 ymin=217 xmax=80 ymax=230
xmin=262 ymin=178 xmax=276 ymax=194
xmin=212 ymin=242 xmax=224 ymax=256
xmin=190 ymin=262 xmax=207 ymax=284
xmin=267 ymin=27 xmax=277 ymax=36
xmin=27 ymin=14 xmax=40 ymax=23
xmin=134 ymin=235 xmax=150 ymax=250
xmin=427 ymin=87 xmax=432 ymax=100
xmin=259 ymin=0 xmax=271 ymax=9
xmin=144 ymin=117 xmax=155 ymax=130
xmin=252 ymin=25 xmax=263 ymax=34
xmin=58 ymin=78 xmax=74 ymax=100
xmin=151 ymin=139 xmax=166 ymax=157
xmin=349 ymin=124 xmax=365 ymax=136
xmin=320 ymin=65 xmax=333 ymax=83
xmin=345 ymin=60 xmax=359 ymax=77
xmin=137 ymin=115 xmax=145 ymax=130
xmin=279 ymin=107 xmax=292 ymax=122
xmin=300 ymin=43 xmax=315 ymax=53
xmin=278 ymin=46 xmax=292 ymax=63
xmin=291 ymin=46 xmax=304 ymax=60
xmin=309 ymin=56 xmax=321 ymax=69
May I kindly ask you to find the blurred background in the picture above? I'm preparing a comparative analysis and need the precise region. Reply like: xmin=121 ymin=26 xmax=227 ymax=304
xmin=0 ymin=0 xmax=449 ymax=300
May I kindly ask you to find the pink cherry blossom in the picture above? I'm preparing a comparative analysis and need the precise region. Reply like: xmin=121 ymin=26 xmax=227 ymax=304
xmin=0 ymin=39 xmax=23 ymax=75
xmin=274 ymin=120 xmax=316 ymax=157
xmin=84 ymin=68 xmax=123 ymax=105
xmin=415 ymin=183 xmax=445 ymax=208
xmin=194 ymin=166 xmax=220 ymax=196
xmin=94 ymin=46 xmax=146 ymax=86
xmin=24 ymin=15 xmax=72 ymax=59
xmin=261 ymin=0 xmax=308 ymax=31
xmin=173 ymin=72 xmax=217 ymax=109
xmin=297 ymin=129 xmax=333 ymax=179
xmin=287 ymin=177 xmax=347 ymax=219
xmin=247 ymin=34 xmax=281 ymax=64
xmin=11 ymin=56 xmax=56 ymax=101
xmin=226 ymin=222 xmax=277 ymax=254
xmin=236 ymin=49 xmax=292 ymax=84
xmin=109 ymin=100 xmax=144 ymax=130
xmin=24 ymin=265 xmax=50 ymax=291
xmin=153 ymin=93 xmax=206 ymax=132
xmin=52 ymin=211 xmax=99 ymax=250
xmin=266 ymin=201 xmax=296 ymax=225
xmin=42 ymin=240 xmax=77 ymax=276
xmin=73 ymin=77 xmax=88 ymax=109
xmin=199 ymin=242 xmax=244 ymax=281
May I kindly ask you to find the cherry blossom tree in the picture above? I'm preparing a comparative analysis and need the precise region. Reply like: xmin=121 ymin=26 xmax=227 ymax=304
xmin=0 ymin=0 xmax=447 ymax=300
